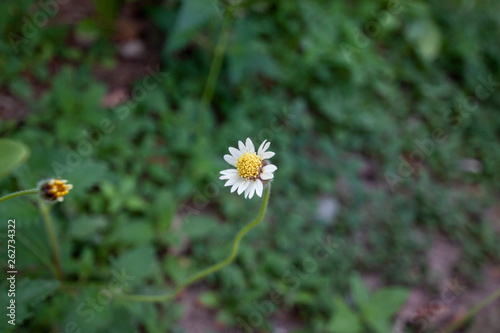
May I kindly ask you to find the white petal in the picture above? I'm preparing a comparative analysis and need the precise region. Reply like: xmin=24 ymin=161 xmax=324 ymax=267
xmin=231 ymin=179 xmax=244 ymax=193
xmin=258 ymin=141 xmax=271 ymax=155
xmin=229 ymin=147 xmax=242 ymax=158
xmin=243 ymin=181 xmax=253 ymax=199
xmin=260 ymin=172 xmax=274 ymax=180
xmin=255 ymin=180 xmax=263 ymax=197
xmin=224 ymin=154 xmax=237 ymax=166
xmin=224 ymin=178 xmax=240 ymax=186
xmin=237 ymin=180 xmax=251 ymax=195
xmin=238 ymin=140 xmax=246 ymax=152
xmin=243 ymin=183 xmax=251 ymax=199
xmin=220 ymin=169 xmax=238 ymax=175
xmin=245 ymin=138 xmax=255 ymax=153
xmin=259 ymin=151 xmax=275 ymax=160
xmin=220 ymin=172 xmax=239 ymax=180
xmin=247 ymin=181 xmax=257 ymax=199
xmin=263 ymin=164 xmax=277 ymax=173
xmin=257 ymin=140 xmax=267 ymax=155
xmin=244 ymin=180 xmax=256 ymax=198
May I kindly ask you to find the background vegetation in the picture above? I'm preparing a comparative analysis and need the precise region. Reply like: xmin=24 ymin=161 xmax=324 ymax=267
xmin=1 ymin=0 xmax=500 ymax=332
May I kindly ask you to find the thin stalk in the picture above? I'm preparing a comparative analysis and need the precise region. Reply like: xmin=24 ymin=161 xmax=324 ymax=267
xmin=0 ymin=188 xmax=38 ymax=204
xmin=197 ymin=8 xmax=235 ymax=136
xmin=120 ymin=184 xmax=272 ymax=303
xmin=441 ymin=285 xmax=500 ymax=333
xmin=39 ymin=201 xmax=64 ymax=282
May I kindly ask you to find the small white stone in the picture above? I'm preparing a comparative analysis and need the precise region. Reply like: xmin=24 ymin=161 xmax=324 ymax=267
xmin=273 ymin=328 xmax=288 ymax=333
xmin=119 ymin=39 xmax=145 ymax=59
xmin=316 ymin=196 xmax=340 ymax=223
xmin=461 ymin=158 xmax=482 ymax=174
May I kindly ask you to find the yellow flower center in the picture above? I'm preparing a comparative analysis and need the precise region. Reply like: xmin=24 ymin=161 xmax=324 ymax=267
xmin=46 ymin=179 xmax=72 ymax=199
xmin=236 ymin=152 xmax=262 ymax=180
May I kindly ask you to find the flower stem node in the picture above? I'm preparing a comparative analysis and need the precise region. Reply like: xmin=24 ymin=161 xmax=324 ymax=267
xmin=38 ymin=179 xmax=73 ymax=203
xmin=220 ymin=138 xmax=277 ymax=199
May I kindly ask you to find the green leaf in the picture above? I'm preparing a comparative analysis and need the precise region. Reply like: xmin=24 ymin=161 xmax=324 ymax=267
xmin=107 ymin=222 xmax=155 ymax=245
xmin=125 ymin=195 xmax=148 ymax=212
xmin=362 ymin=287 xmax=409 ymax=333
xmin=68 ymin=215 xmax=108 ymax=240
xmin=145 ymin=89 xmax=168 ymax=114
xmin=372 ymin=288 xmax=410 ymax=312
xmin=111 ymin=245 xmax=159 ymax=288
xmin=328 ymin=297 xmax=362 ymax=333
xmin=228 ymin=39 xmax=282 ymax=84
xmin=349 ymin=274 xmax=370 ymax=309
xmin=295 ymin=291 xmax=316 ymax=305
xmin=168 ymin=0 xmax=218 ymax=51
xmin=53 ymin=66 xmax=77 ymax=113
xmin=0 ymin=139 xmax=30 ymax=180
xmin=0 ymin=199 xmax=38 ymax=229
xmin=175 ymin=0 xmax=217 ymax=32
xmin=406 ymin=20 xmax=442 ymax=62
xmin=1 ymin=279 xmax=59 ymax=327
xmin=61 ymin=285 xmax=114 ymax=331
xmin=181 ymin=214 xmax=219 ymax=240
xmin=65 ymin=160 xmax=108 ymax=196
xmin=363 ymin=314 xmax=392 ymax=333
xmin=164 ymin=257 xmax=186 ymax=284
xmin=198 ymin=291 xmax=220 ymax=308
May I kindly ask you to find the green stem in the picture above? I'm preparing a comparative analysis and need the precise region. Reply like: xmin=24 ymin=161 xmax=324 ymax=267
xmin=120 ymin=184 xmax=272 ymax=303
xmin=0 ymin=188 xmax=38 ymax=204
xmin=39 ymin=201 xmax=64 ymax=282
xmin=441 ymin=285 xmax=500 ymax=333
xmin=197 ymin=8 xmax=234 ymax=136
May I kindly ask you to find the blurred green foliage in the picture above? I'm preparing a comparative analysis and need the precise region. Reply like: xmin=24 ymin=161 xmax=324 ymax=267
xmin=1 ymin=0 xmax=500 ymax=332
xmin=0 ymin=139 xmax=30 ymax=181
xmin=328 ymin=275 xmax=408 ymax=333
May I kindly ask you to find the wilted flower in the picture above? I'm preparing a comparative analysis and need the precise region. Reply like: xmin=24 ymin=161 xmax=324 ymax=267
xmin=220 ymin=138 xmax=277 ymax=199
xmin=39 ymin=179 xmax=73 ymax=202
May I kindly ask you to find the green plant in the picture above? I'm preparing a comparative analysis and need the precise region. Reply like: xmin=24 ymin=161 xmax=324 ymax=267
xmin=328 ymin=275 xmax=409 ymax=333
xmin=0 ymin=139 xmax=30 ymax=181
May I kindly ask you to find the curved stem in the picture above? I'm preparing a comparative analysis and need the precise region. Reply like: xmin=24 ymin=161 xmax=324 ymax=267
xmin=441 ymin=285 xmax=500 ymax=333
xmin=39 ymin=201 xmax=64 ymax=282
xmin=0 ymin=188 xmax=38 ymax=204
xmin=120 ymin=184 xmax=272 ymax=303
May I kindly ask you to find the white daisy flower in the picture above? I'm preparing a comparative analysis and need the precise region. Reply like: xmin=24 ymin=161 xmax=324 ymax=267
xmin=219 ymin=138 xmax=277 ymax=199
